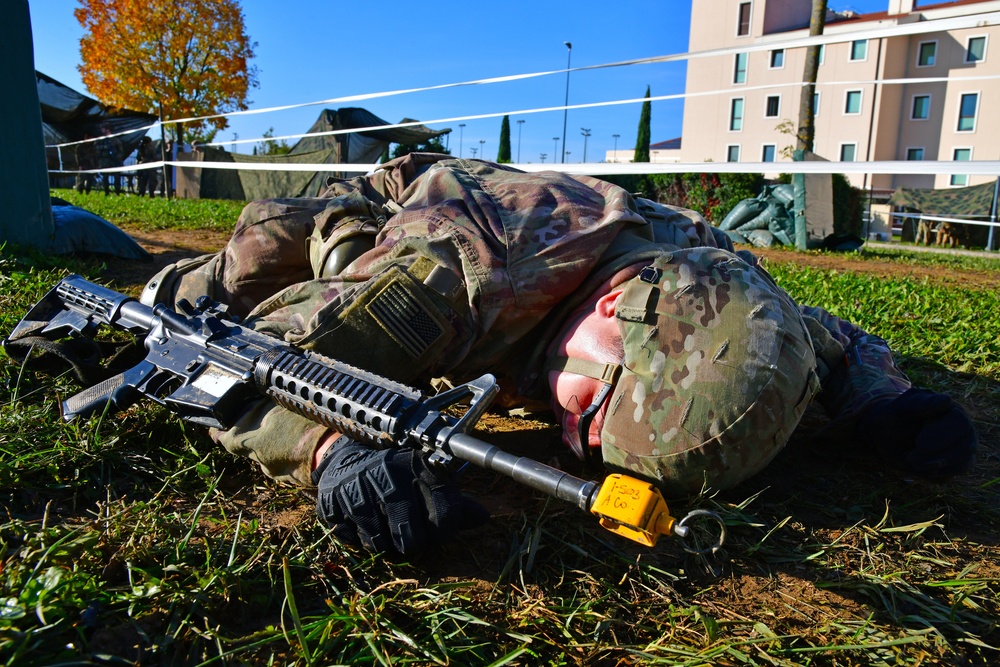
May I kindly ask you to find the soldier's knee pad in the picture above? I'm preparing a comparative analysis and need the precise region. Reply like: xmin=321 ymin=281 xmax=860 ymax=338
xmin=141 ymin=252 xmax=222 ymax=309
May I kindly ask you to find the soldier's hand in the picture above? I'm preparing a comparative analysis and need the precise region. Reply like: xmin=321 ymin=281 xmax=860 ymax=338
xmin=858 ymin=388 xmax=977 ymax=479
xmin=314 ymin=441 xmax=488 ymax=555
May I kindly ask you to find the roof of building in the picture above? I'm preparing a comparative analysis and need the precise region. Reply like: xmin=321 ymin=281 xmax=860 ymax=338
xmin=829 ymin=0 xmax=996 ymax=25
xmin=651 ymin=138 xmax=682 ymax=150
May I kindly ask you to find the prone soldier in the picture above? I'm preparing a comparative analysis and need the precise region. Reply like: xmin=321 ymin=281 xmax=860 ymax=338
xmin=141 ymin=154 xmax=978 ymax=555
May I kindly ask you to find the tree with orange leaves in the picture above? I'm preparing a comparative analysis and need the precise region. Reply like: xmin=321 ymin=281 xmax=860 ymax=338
xmin=75 ymin=0 xmax=258 ymax=145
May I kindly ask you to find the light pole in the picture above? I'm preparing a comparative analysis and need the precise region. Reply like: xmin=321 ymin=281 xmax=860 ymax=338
xmin=479 ymin=139 xmax=486 ymax=161
xmin=612 ymin=134 xmax=620 ymax=162
xmin=516 ymin=119 xmax=525 ymax=163
xmin=553 ymin=137 xmax=559 ymax=159
xmin=580 ymin=128 xmax=591 ymax=162
xmin=470 ymin=147 xmax=478 ymax=159
xmin=459 ymin=123 xmax=465 ymax=157
xmin=540 ymin=153 xmax=547 ymax=164
xmin=561 ymin=42 xmax=572 ymax=163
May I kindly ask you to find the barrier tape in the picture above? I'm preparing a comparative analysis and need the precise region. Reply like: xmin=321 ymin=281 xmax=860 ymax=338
xmin=50 ymin=159 xmax=1000 ymax=177
xmin=891 ymin=212 xmax=999 ymax=229
xmin=44 ymin=10 xmax=1000 ymax=152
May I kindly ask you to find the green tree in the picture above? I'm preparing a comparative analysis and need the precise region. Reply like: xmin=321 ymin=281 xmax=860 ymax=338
xmin=255 ymin=127 xmax=291 ymax=156
xmin=497 ymin=115 xmax=512 ymax=163
xmin=391 ymin=137 xmax=450 ymax=159
xmin=633 ymin=86 xmax=651 ymax=162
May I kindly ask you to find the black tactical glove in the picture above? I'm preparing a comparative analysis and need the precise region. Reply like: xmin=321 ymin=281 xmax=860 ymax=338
xmin=314 ymin=440 xmax=488 ymax=555
xmin=858 ymin=388 xmax=977 ymax=479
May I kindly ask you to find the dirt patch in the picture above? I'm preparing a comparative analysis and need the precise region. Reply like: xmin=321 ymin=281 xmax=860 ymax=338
xmin=100 ymin=226 xmax=233 ymax=291
xmin=754 ymin=245 xmax=1000 ymax=291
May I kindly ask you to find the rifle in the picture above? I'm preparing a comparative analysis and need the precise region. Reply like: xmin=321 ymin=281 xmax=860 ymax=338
xmin=3 ymin=275 xmax=724 ymax=553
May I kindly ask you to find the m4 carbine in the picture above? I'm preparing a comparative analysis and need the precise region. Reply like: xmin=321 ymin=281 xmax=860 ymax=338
xmin=3 ymin=275 xmax=724 ymax=552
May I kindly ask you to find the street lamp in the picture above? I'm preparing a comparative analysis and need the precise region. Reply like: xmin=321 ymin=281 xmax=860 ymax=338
xmin=580 ymin=128 xmax=591 ymax=162
xmin=540 ymin=153 xmax=547 ymax=163
xmin=612 ymin=134 xmax=620 ymax=162
xmin=561 ymin=42 xmax=572 ymax=163
xmin=470 ymin=147 xmax=478 ymax=158
xmin=459 ymin=123 xmax=466 ymax=157
xmin=479 ymin=139 xmax=486 ymax=161
xmin=552 ymin=137 xmax=559 ymax=159
xmin=516 ymin=119 xmax=525 ymax=163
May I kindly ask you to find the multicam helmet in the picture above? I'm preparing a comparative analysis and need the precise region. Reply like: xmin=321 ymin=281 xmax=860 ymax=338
xmin=599 ymin=247 xmax=820 ymax=498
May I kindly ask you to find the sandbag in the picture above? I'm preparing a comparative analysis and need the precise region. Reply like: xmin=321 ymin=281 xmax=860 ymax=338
xmin=719 ymin=197 xmax=768 ymax=231
xmin=745 ymin=229 xmax=777 ymax=248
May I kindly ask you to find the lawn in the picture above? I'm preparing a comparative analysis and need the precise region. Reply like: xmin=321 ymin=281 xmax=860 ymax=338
xmin=1 ymin=192 xmax=997 ymax=665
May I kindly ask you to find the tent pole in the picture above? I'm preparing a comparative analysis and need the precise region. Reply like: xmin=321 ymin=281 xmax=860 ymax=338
xmin=988 ymin=177 xmax=999 ymax=251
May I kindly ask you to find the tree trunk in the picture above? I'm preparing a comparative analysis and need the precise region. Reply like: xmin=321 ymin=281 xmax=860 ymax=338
xmin=796 ymin=0 xmax=828 ymax=152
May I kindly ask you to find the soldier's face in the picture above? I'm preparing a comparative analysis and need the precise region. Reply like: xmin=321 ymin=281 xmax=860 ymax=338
xmin=547 ymin=289 xmax=624 ymax=458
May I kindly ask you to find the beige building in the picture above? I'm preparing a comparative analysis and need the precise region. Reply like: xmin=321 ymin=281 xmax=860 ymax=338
xmin=632 ymin=0 xmax=1000 ymax=191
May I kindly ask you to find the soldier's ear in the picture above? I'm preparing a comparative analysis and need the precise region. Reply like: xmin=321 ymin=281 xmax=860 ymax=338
xmin=595 ymin=289 xmax=624 ymax=320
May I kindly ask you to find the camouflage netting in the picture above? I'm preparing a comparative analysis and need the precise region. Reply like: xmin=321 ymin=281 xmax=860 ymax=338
xmin=889 ymin=180 xmax=999 ymax=248
xmin=179 ymin=108 xmax=449 ymax=200
xmin=718 ymin=184 xmax=798 ymax=248
xmin=889 ymin=180 xmax=998 ymax=217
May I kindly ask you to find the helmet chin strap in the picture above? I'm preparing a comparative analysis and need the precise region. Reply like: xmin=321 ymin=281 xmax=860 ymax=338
xmin=544 ymin=355 xmax=623 ymax=465
xmin=544 ymin=355 xmax=622 ymax=384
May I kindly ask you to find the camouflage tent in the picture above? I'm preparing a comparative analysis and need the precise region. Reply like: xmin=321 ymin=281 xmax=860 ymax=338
xmin=889 ymin=180 xmax=999 ymax=247
xmin=889 ymin=180 xmax=999 ymax=217
xmin=37 ymin=71 xmax=155 ymax=175
xmin=177 ymin=108 xmax=450 ymax=201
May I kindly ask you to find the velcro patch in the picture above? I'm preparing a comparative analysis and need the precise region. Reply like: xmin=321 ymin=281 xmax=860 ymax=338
xmin=367 ymin=281 xmax=444 ymax=359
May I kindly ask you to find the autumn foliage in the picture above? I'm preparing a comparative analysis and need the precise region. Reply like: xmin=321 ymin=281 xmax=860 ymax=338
xmin=75 ymin=0 xmax=258 ymax=143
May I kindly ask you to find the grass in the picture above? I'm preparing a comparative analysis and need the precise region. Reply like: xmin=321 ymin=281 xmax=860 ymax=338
xmin=0 ymin=196 xmax=998 ymax=665
xmin=54 ymin=188 xmax=245 ymax=232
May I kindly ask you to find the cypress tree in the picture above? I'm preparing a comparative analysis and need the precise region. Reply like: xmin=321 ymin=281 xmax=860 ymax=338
xmin=498 ymin=115 xmax=512 ymax=163
xmin=634 ymin=86 xmax=651 ymax=162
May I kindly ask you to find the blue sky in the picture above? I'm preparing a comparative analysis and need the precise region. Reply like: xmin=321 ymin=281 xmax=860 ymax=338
xmin=29 ymin=0 xmax=890 ymax=163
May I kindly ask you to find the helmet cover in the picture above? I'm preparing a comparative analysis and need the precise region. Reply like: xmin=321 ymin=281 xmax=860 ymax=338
xmin=601 ymin=247 xmax=819 ymax=498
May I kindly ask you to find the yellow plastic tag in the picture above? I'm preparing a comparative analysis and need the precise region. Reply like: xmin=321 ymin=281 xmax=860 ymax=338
xmin=589 ymin=474 xmax=676 ymax=547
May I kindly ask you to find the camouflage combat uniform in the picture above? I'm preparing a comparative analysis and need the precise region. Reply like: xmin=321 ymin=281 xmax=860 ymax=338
xmin=143 ymin=153 xmax=910 ymax=490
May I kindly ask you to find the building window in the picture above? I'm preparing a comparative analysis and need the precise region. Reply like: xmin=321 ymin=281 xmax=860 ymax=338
xmin=770 ymin=49 xmax=785 ymax=69
xmin=966 ymin=36 xmax=987 ymax=63
xmin=730 ymin=98 xmax=744 ymax=131
xmin=850 ymin=40 xmax=868 ymax=61
xmin=762 ymin=144 xmax=776 ymax=162
xmin=911 ymin=94 xmax=931 ymax=120
xmin=951 ymin=148 xmax=971 ymax=186
xmin=734 ymin=52 xmax=748 ymax=84
xmin=727 ymin=145 xmax=741 ymax=162
xmin=844 ymin=90 xmax=862 ymax=115
xmin=813 ymin=92 xmax=820 ymax=116
xmin=957 ymin=93 xmax=978 ymax=131
xmin=765 ymin=95 xmax=780 ymax=117
xmin=738 ymin=2 xmax=752 ymax=36
xmin=818 ymin=44 xmax=825 ymax=65
xmin=906 ymin=147 xmax=924 ymax=160
xmin=840 ymin=143 xmax=857 ymax=162
xmin=917 ymin=41 xmax=937 ymax=67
